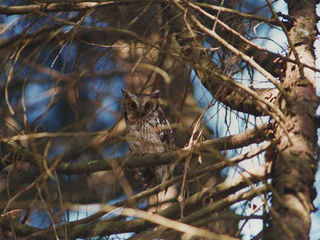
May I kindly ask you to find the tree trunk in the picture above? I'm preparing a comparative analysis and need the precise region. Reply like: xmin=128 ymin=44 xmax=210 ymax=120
xmin=265 ymin=1 xmax=318 ymax=239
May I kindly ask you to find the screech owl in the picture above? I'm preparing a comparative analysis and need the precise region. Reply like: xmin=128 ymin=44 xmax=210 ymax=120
xmin=121 ymin=88 xmax=174 ymax=186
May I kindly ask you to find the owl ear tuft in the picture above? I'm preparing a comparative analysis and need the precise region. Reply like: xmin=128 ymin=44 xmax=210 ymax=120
xmin=150 ymin=90 xmax=161 ymax=98
xmin=121 ymin=88 xmax=128 ymax=96
xmin=122 ymin=88 xmax=134 ymax=99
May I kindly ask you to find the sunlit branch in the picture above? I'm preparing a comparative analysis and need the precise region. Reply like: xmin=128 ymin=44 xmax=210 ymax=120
xmin=57 ymin=124 xmax=270 ymax=174
xmin=0 ymin=1 xmax=147 ymax=15
xmin=195 ymin=2 xmax=278 ymax=26
xmin=186 ymin=2 xmax=266 ymax=54
xmin=163 ymin=9 xmax=280 ymax=116
xmin=186 ymin=1 xmax=320 ymax=76
xmin=180 ymin=184 xmax=268 ymax=224
xmin=265 ymin=0 xmax=304 ymax=79
xmin=0 ymin=139 xmax=271 ymax=221
xmin=0 ymin=23 xmax=144 ymax=51
xmin=0 ymin=130 xmax=105 ymax=142
xmin=3 ymin=171 xmax=268 ymax=239
xmin=98 ymin=204 xmax=239 ymax=240
xmin=137 ymin=183 xmax=269 ymax=238
xmin=178 ymin=0 xmax=283 ymax=92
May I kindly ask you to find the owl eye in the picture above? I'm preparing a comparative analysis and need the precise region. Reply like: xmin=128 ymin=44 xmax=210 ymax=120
xmin=130 ymin=101 xmax=136 ymax=110
xmin=144 ymin=101 xmax=151 ymax=110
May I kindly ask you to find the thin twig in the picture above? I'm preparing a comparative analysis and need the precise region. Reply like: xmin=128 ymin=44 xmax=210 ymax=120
xmin=265 ymin=0 xmax=305 ymax=79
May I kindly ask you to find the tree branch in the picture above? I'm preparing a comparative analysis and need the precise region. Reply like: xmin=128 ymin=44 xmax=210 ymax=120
xmin=0 ymin=1 xmax=144 ymax=15
xmin=163 ymin=2 xmax=280 ymax=116
xmin=57 ymin=123 xmax=270 ymax=174
xmin=2 ymin=169 xmax=268 ymax=239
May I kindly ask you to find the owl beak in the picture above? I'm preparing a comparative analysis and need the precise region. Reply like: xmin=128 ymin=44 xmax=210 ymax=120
xmin=139 ymin=108 xmax=148 ymax=119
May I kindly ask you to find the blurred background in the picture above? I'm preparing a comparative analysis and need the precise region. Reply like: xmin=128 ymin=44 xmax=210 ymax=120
xmin=0 ymin=0 xmax=320 ymax=239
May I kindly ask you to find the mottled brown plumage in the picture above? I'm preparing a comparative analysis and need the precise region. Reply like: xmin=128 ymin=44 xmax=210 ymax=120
xmin=121 ymin=88 xmax=174 ymax=186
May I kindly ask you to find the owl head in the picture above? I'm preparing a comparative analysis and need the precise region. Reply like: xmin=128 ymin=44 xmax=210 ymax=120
xmin=121 ymin=89 xmax=161 ymax=123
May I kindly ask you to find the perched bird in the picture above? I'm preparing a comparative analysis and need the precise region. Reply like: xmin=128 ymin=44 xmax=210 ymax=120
xmin=121 ymin=88 xmax=174 ymax=186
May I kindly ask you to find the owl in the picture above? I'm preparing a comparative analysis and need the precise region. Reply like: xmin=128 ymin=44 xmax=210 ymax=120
xmin=121 ymin=88 xmax=174 ymax=186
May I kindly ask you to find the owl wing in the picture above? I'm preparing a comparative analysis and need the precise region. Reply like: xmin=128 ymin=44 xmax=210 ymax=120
xmin=157 ymin=107 xmax=174 ymax=149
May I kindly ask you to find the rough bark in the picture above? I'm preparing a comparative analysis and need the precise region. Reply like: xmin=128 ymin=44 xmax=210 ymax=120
xmin=167 ymin=1 xmax=281 ymax=116
xmin=0 ymin=1 xmax=282 ymax=117
xmin=0 ymin=177 xmax=267 ymax=240
xmin=265 ymin=1 xmax=318 ymax=239
xmin=0 ymin=1 xmax=319 ymax=239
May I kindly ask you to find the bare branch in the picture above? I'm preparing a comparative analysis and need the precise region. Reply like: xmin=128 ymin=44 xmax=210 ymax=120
xmin=2 ymin=170 xmax=268 ymax=239
xmin=57 ymin=124 xmax=270 ymax=174
xmin=0 ymin=1 xmax=144 ymax=15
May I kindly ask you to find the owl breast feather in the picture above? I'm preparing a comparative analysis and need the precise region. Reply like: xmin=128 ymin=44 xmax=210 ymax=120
xmin=127 ymin=119 xmax=167 ymax=154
